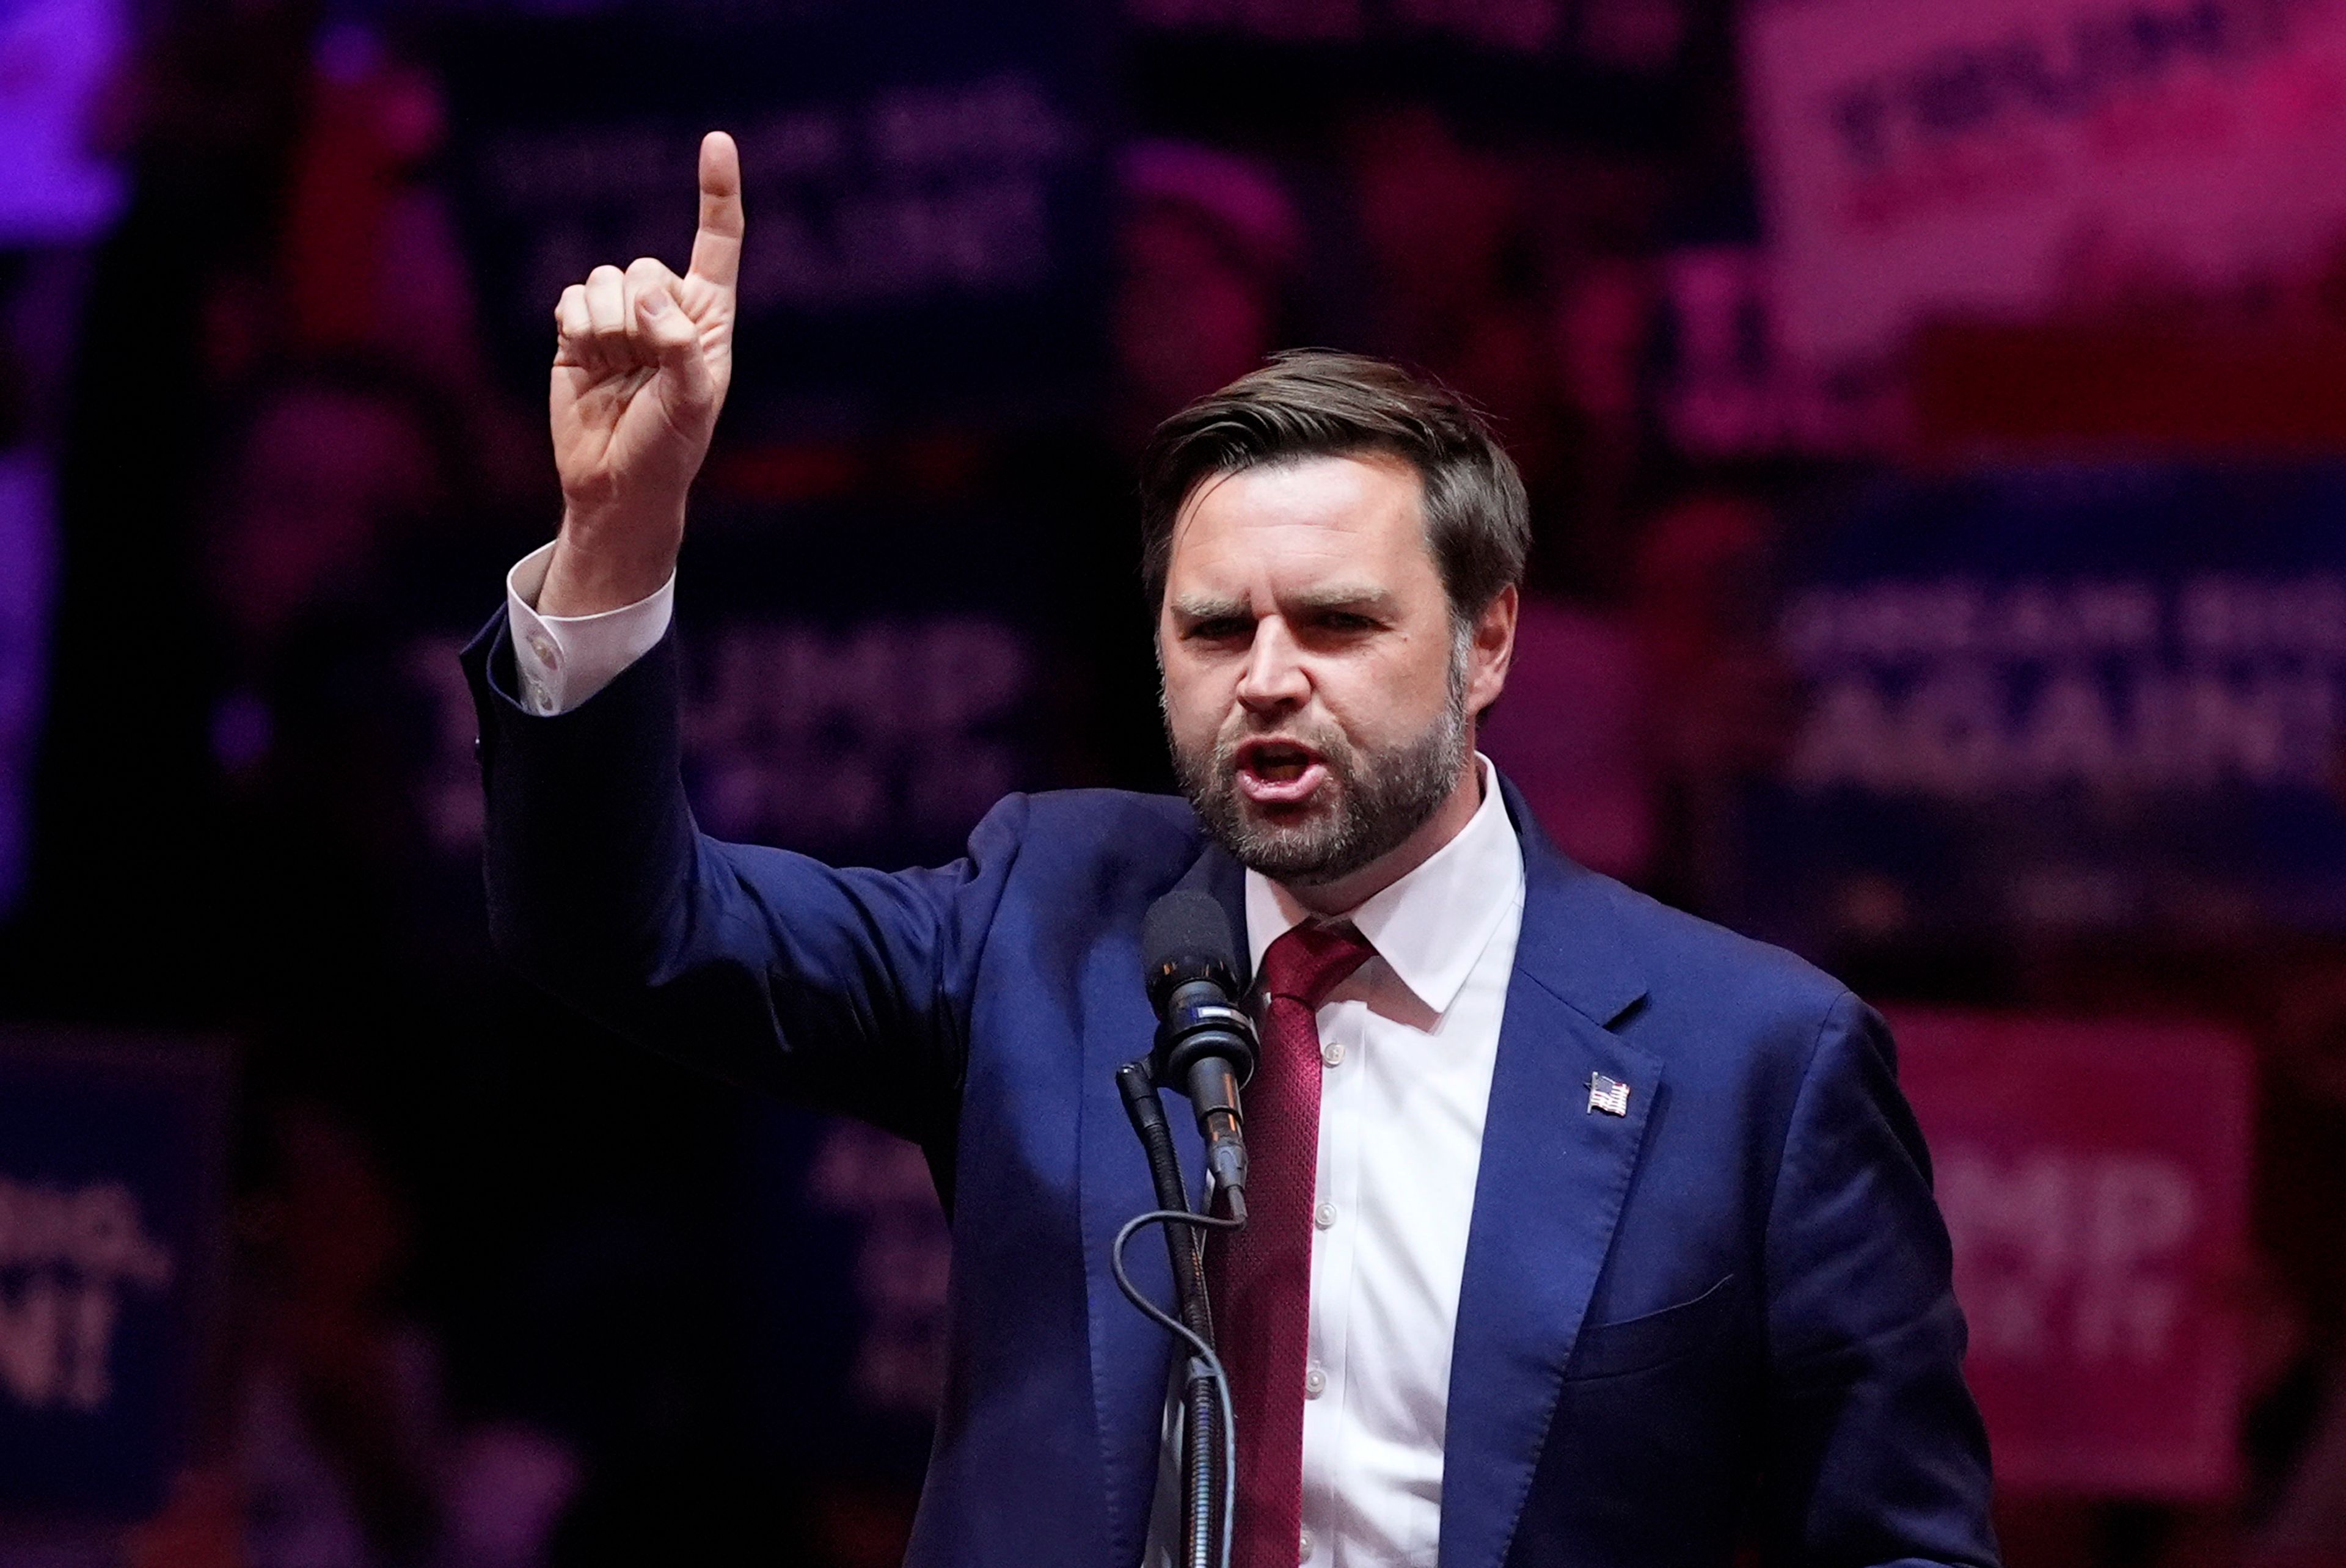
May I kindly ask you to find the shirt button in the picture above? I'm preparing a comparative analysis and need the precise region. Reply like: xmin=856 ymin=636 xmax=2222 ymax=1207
xmin=1314 ymin=1200 xmax=1336 ymax=1230
xmin=1304 ymin=1363 xmax=1326 ymax=1398
xmin=527 ymin=681 xmax=557 ymax=715
xmin=527 ymin=633 xmax=560 ymax=671
xmin=1321 ymin=1038 xmax=1345 ymax=1067
xmin=1298 ymin=1530 xmax=1313 ymax=1561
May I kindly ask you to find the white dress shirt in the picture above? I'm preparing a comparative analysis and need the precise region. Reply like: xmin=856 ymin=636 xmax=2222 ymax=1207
xmin=503 ymin=555 xmax=1526 ymax=1567
xmin=1153 ymin=756 xmax=1520 ymax=1568
xmin=503 ymin=541 xmax=674 ymax=718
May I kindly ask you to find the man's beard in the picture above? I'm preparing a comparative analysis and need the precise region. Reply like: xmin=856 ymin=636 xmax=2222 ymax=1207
xmin=1168 ymin=648 xmax=1473 ymax=888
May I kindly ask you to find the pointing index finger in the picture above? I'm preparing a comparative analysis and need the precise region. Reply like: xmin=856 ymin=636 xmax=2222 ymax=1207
xmin=687 ymin=129 xmax=744 ymax=294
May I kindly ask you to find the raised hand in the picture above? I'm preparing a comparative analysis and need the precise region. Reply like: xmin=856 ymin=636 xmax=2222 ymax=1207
xmin=540 ymin=129 xmax=744 ymax=616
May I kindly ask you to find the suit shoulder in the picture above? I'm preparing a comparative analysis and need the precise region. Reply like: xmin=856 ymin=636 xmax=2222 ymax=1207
xmin=1569 ymin=865 xmax=1852 ymax=1038
xmin=980 ymin=788 xmax=1205 ymax=876
xmin=1015 ymin=787 xmax=1199 ymax=839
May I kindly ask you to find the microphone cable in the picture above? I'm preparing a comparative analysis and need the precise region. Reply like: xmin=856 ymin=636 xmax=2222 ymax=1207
xmin=1112 ymin=1208 xmax=1242 ymax=1568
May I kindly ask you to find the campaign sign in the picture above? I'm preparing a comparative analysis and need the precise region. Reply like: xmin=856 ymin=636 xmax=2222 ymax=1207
xmin=0 ymin=1030 xmax=230 ymax=1517
xmin=1890 ymin=1010 xmax=2250 ymax=1496
xmin=684 ymin=487 xmax=1098 ymax=867
xmin=432 ymin=0 xmax=1111 ymax=440
xmin=1745 ymin=0 xmax=2346 ymax=364
xmin=1728 ymin=464 xmax=2346 ymax=954
xmin=402 ymin=520 xmax=1060 ymax=879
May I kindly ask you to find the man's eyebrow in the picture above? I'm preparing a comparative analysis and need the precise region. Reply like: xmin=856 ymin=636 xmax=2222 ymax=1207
xmin=1289 ymin=586 xmax=1399 ymax=616
xmin=1168 ymin=586 xmax=1401 ymax=622
xmin=1169 ymin=592 xmax=1249 ymax=622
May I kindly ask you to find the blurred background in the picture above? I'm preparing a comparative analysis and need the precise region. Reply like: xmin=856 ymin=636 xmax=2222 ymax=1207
xmin=1 ymin=0 xmax=2343 ymax=1563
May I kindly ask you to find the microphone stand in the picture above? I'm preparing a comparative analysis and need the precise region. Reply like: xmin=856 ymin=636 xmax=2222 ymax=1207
xmin=1117 ymin=1060 xmax=1227 ymax=1568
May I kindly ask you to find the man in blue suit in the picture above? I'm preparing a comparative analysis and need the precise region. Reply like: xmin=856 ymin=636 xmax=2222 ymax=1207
xmin=464 ymin=132 xmax=1998 ymax=1568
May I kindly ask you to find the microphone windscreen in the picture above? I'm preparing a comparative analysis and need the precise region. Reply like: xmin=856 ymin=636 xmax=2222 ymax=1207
xmin=1142 ymin=888 xmax=1241 ymax=1013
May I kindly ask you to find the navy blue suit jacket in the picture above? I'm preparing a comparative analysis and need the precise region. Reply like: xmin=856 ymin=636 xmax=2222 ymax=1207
xmin=463 ymin=613 xmax=1998 ymax=1568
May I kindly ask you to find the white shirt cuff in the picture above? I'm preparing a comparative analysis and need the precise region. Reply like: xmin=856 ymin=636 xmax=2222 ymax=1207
xmin=504 ymin=541 xmax=676 ymax=716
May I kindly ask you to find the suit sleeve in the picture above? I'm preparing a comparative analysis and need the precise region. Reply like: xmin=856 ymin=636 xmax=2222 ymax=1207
xmin=460 ymin=606 xmax=1017 ymax=1151
xmin=1757 ymin=991 xmax=2001 ymax=1568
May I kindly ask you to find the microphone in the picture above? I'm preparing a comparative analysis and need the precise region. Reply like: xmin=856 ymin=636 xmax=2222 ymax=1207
xmin=1142 ymin=888 xmax=1259 ymax=1225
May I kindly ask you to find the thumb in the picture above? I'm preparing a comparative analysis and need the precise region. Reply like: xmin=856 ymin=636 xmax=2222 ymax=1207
xmin=638 ymin=289 xmax=715 ymax=418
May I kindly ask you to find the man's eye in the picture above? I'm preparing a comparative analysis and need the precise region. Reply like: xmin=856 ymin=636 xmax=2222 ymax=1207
xmin=1317 ymin=612 xmax=1378 ymax=632
xmin=1188 ymin=618 xmax=1252 ymax=640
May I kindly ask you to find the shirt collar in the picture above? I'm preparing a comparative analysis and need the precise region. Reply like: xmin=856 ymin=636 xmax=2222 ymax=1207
xmin=1244 ymin=754 xmax=1524 ymax=1019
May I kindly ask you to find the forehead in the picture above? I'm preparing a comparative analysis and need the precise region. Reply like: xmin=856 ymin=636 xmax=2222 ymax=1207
xmin=1166 ymin=453 xmax=1434 ymax=594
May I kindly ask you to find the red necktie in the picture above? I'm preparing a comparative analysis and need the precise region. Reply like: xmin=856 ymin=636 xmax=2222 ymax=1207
xmin=1208 ymin=919 xmax=1376 ymax=1568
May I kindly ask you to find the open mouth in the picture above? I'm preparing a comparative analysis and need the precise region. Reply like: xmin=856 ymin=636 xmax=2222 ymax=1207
xmin=1234 ymin=738 xmax=1330 ymax=807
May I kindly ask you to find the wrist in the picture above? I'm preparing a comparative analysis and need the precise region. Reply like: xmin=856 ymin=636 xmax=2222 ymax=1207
xmin=539 ymin=506 xmax=682 ymax=616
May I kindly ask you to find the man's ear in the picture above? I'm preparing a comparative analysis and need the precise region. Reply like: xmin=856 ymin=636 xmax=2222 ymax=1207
xmin=1466 ymin=583 xmax=1518 ymax=716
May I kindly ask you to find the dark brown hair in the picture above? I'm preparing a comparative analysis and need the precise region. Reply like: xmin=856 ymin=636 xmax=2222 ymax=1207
xmin=1138 ymin=349 xmax=1530 ymax=625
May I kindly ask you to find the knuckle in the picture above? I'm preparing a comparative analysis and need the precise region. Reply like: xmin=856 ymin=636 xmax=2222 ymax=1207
xmin=587 ymin=263 xmax=624 ymax=286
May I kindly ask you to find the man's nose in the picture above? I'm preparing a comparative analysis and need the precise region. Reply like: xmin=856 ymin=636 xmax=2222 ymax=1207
xmin=1234 ymin=619 xmax=1309 ymax=711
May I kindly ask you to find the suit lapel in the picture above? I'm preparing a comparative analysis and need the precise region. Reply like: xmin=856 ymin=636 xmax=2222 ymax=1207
xmin=1076 ymin=839 xmax=1247 ymax=1565
xmin=1438 ymin=781 xmax=1657 ymax=1568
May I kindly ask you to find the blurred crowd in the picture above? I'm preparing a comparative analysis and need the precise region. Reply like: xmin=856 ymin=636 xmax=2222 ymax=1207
xmin=5 ymin=1 xmax=2346 ymax=1566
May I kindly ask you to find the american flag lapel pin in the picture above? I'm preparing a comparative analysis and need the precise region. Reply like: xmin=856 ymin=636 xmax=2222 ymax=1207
xmin=1587 ymin=1072 xmax=1631 ymax=1117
